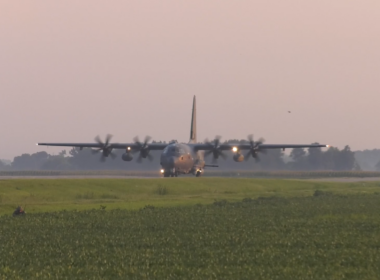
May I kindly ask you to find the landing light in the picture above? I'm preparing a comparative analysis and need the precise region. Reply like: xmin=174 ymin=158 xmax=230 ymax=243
xmin=160 ymin=169 xmax=165 ymax=173
xmin=127 ymin=147 xmax=131 ymax=151
xmin=232 ymin=147 xmax=238 ymax=152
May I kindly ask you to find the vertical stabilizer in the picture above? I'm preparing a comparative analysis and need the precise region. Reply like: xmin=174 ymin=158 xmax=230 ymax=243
xmin=189 ymin=95 xmax=197 ymax=143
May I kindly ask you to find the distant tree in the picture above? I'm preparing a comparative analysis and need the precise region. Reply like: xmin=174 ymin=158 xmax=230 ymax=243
xmin=353 ymin=160 xmax=362 ymax=171
xmin=0 ymin=160 xmax=6 ymax=171
xmin=375 ymin=160 xmax=380 ymax=171
xmin=335 ymin=146 xmax=356 ymax=170
xmin=12 ymin=152 xmax=49 ymax=170
xmin=290 ymin=148 xmax=306 ymax=161
xmin=307 ymin=143 xmax=324 ymax=170
xmin=322 ymin=147 xmax=341 ymax=170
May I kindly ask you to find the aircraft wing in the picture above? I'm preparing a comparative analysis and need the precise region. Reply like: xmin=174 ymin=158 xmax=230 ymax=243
xmin=240 ymin=144 xmax=329 ymax=150
xmin=192 ymin=143 xmax=329 ymax=151
xmin=36 ymin=142 xmax=168 ymax=150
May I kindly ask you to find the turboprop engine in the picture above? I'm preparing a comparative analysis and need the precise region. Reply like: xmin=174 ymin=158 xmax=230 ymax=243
xmin=233 ymin=153 xmax=244 ymax=162
xmin=122 ymin=153 xmax=133 ymax=162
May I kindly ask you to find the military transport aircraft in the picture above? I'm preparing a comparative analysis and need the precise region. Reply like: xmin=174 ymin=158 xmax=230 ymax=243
xmin=37 ymin=96 xmax=329 ymax=177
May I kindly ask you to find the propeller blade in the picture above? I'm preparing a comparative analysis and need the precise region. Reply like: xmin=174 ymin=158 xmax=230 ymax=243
xmin=219 ymin=151 xmax=227 ymax=160
xmin=254 ymin=154 xmax=260 ymax=162
xmin=244 ymin=151 xmax=252 ymax=161
xmin=137 ymin=154 xmax=143 ymax=163
xmin=204 ymin=150 xmax=213 ymax=157
xmin=92 ymin=148 xmax=101 ymax=154
xmin=110 ymin=152 xmax=117 ymax=160
xmin=100 ymin=154 xmax=106 ymax=162
xmin=105 ymin=134 xmax=113 ymax=146
xmin=144 ymin=136 xmax=151 ymax=145
xmin=95 ymin=135 xmax=103 ymax=145
xmin=147 ymin=154 xmax=154 ymax=162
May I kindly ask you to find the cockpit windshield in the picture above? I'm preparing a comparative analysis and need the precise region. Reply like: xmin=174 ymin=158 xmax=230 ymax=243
xmin=163 ymin=145 xmax=182 ymax=156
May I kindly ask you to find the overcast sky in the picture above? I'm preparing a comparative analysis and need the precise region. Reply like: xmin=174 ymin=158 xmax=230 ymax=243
xmin=1 ymin=1 xmax=379 ymax=159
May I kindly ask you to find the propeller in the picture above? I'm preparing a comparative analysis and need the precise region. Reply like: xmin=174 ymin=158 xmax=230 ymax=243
xmin=133 ymin=136 xmax=154 ymax=163
xmin=204 ymin=136 xmax=227 ymax=164
xmin=245 ymin=134 xmax=266 ymax=162
xmin=92 ymin=134 xmax=116 ymax=162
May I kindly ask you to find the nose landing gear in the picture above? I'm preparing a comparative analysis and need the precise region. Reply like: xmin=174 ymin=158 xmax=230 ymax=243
xmin=195 ymin=168 xmax=202 ymax=177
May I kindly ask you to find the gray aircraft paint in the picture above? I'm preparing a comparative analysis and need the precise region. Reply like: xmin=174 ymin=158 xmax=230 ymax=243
xmin=37 ymin=96 xmax=329 ymax=177
xmin=189 ymin=95 xmax=197 ymax=144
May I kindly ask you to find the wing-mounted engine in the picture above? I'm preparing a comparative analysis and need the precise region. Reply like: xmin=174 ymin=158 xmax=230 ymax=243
xmin=91 ymin=134 xmax=116 ymax=162
xmin=204 ymin=136 xmax=227 ymax=163
xmin=244 ymin=135 xmax=267 ymax=162
xmin=121 ymin=152 xmax=133 ymax=161
xmin=233 ymin=153 xmax=244 ymax=162
xmin=133 ymin=136 xmax=154 ymax=163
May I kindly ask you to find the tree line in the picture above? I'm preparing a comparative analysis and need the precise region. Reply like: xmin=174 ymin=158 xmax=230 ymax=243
xmin=0 ymin=140 xmax=366 ymax=171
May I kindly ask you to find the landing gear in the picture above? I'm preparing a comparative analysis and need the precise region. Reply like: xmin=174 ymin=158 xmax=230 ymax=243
xmin=163 ymin=169 xmax=178 ymax=177
xmin=196 ymin=171 xmax=202 ymax=177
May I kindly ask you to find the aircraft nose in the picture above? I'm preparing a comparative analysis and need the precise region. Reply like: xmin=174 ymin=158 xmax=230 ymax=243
xmin=168 ymin=157 xmax=176 ymax=168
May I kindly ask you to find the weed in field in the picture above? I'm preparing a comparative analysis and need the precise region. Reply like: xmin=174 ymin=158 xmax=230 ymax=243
xmin=313 ymin=190 xmax=333 ymax=197
xmin=156 ymin=184 xmax=168 ymax=195
xmin=242 ymin=197 xmax=253 ymax=203
xmin=76 ymin=192 xmax=94 ymax=199
xmin=213 ymin=199 xmax=228 ymax=206
xmin=142 ymin=204 xmax=155 ymax=210
xmin=100 ymin=193 xmax=119 ymax=199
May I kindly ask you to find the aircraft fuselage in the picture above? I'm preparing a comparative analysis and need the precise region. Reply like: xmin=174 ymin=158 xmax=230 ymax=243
xmin=160 ymin=143 xmax=203 ymax=177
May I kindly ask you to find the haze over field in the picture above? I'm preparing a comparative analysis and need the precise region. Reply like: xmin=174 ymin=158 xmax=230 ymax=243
xmin=1 ymin=1 xmax=379 ymax=159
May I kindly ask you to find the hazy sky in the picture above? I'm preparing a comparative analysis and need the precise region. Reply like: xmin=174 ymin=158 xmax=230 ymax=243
xmin=1 ymin=1 xmax=379 ymax=159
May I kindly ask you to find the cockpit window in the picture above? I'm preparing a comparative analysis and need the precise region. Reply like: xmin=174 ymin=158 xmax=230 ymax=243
xmin=163 ymin=145 xmax=178 ymax=155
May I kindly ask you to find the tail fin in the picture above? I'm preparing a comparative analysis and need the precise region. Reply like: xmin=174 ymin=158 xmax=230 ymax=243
xmin=189 ymin=95 xmax=197 ymax=143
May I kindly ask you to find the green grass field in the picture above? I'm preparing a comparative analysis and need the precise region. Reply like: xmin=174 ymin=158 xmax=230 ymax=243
xmin=1 ymin=178 xmax=380 ymax=215
xmin=2 ymin=178 xmax=380 ymax=278
xmin=2 ymin=194 xmax=380 ymax=279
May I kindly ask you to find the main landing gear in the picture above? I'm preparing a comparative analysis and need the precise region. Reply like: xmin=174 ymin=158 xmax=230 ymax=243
xmin=162 ymin=169 xmax=178 ymax=177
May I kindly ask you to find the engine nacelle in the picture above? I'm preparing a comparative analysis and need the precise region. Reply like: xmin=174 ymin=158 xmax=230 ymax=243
xmin=122 ymin=152 xmax=133 ymax=161
xmin=233 ymin=153 xmax=244 ymax=162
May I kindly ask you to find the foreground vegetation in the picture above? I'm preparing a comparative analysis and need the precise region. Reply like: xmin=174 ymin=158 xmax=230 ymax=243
xmin=1 ymin=178 xmax=380 ymax=215
xmin=1 ymin=194 xmax=380 ymax=279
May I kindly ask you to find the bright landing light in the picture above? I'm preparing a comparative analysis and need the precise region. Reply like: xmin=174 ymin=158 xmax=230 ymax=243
xmin=232 ymin=147 xmax=238 ymax=152
xmin=160 ymin=169 xmax=165 ymax=173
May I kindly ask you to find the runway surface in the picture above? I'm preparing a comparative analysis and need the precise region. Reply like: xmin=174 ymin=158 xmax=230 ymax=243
xmin=0 ymin=176 xmax=159 ymax=180
xmin=1 ymin=176 xmax=380 ymax=182
xmin=305 ymin=177 xmax=380 ymax=182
